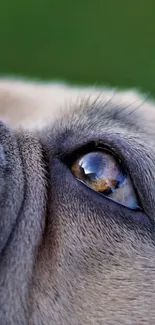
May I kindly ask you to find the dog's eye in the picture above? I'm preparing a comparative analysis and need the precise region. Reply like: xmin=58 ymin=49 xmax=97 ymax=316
xmin=71 ymin=151 xmax=140 ymax=210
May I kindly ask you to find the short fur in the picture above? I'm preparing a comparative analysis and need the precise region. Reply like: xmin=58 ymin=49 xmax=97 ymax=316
xmin=0 ymin=78 xmax=155 ymax=324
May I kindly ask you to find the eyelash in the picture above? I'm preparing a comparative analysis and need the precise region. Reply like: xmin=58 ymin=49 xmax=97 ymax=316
xmin=62 ymin=141 xmax=124 ymax=170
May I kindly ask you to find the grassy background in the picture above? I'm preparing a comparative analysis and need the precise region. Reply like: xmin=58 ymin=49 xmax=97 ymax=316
xmin=0 ymin=0 xmax=155 ymax=92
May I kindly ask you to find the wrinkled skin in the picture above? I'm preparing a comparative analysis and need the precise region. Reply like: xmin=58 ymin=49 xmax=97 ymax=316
xmin=0 ymin=79 xmax=155 ymax=325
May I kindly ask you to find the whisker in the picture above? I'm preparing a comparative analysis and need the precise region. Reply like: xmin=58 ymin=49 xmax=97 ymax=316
xmin=91 ymin=88 xmax=107 ymax=108
xmin=127 ymin=88 xmax=155 ymax=116
xmin=81 ymin=85 xmax=118 ymax=111
xmin=113 ymin=99 xmax=140 ymax=117
xmin=76 ymin=83 xmax=102 ymax=109
xmin=101 ymin=88 xmax=119 ymax=110
xmin=112 ymin=88 xmax=155 ymax=119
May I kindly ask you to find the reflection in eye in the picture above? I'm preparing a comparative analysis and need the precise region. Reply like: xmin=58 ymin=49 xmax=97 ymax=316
xmin=71 ymin=151 xmax=140 ymax=210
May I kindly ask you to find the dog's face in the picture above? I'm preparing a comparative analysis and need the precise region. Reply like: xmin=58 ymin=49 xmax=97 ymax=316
xmin=0 ymin=80 xmax=155 ymax=325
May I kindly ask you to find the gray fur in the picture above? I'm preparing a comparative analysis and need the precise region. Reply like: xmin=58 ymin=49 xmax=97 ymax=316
xmin=0 ymin=80 xmax=155 ymax=324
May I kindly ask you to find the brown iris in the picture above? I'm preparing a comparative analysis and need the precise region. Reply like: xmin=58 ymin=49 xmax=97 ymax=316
xmin=71 ymin=151 xmax=140 ymax=210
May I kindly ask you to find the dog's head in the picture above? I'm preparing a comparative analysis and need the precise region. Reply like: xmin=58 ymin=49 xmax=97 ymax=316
xmin=0 ymin=80 xmax=155 ymax=325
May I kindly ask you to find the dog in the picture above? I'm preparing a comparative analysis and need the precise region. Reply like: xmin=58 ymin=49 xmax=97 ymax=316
xmin=0 ymin=78 xmax=155 ymax=325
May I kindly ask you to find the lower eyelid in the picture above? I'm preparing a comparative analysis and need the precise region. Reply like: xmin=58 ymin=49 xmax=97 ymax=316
xmin=65 ymin=165 xmax=151 ymax=229
xmin=75 ymin=176 xmax=140 ymax=211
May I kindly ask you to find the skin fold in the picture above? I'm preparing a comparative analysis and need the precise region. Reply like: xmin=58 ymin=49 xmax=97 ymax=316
xmin=0 ymin=79 xmax=155 ymax=325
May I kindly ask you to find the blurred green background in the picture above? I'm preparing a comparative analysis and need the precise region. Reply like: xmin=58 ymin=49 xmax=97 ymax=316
xmin=0 ymin=0 xmax=155 ymax=92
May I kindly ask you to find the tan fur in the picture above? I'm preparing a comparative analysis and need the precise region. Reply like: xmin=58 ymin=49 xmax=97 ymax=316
xmin=1 ymin=78 xmax=154 ymax=130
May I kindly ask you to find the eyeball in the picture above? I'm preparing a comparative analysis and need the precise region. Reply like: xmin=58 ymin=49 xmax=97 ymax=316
xmin=71 ymin=151 xmax=140 ymax=210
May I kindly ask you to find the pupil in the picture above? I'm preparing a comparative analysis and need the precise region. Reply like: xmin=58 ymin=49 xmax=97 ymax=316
xmin=80 ymin=167 xmax=98 ymax=181
xmin=78 ymin=151 xmax=126 ymax=192
xmin=79 ymin=152 xmax=106 ymax=179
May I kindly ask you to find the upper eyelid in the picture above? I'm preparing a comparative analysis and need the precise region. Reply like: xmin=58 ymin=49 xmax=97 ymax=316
xmin=59 ymin=133 xmax=147 ymax=184
xmin=56 ymin=131 xmax=146 ymax=181
xmin=60 ymin=141 xmax=126 ymax=173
